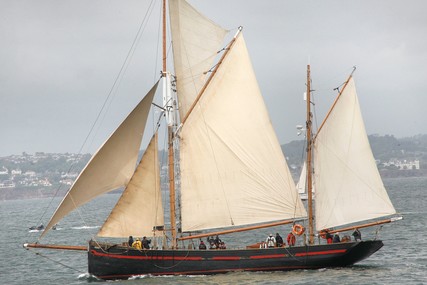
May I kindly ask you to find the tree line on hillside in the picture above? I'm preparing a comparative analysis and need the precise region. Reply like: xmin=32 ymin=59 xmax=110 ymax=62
xmin=282 ymin=134 xmax=427 ymax=169
xmin=1 ymin=134 xmax=426 ymax=177
xmin=0 ymin=154 xmax=91 ymax=175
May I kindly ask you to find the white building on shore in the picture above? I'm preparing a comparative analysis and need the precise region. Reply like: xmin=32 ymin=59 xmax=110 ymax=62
xmin=383 ymin=159 xmax=420 ymax=170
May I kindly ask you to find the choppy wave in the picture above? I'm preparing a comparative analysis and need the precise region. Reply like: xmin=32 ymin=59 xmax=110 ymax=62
xmin=71 ymin=226 xmax=100 ymax=230
xmin=128 ymin=274 xmax=149 ymax=280
xmin=78 ymin=272 xmax=101 ymax=282
xmin=28 ymin=229 xmax=43 ymax=233
xmin=3 ymin=178 xmax=427 ymax=284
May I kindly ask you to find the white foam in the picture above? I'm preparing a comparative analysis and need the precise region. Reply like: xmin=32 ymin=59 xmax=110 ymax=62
xmin=71 ymin=226 xmax=99 ymax=230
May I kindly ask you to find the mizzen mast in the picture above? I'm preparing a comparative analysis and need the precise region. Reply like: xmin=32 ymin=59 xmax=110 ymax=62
xmin=162 ymin=0 xmax=177 ymax=249
xmin=306 ymin=64 xmax=314 ymax=245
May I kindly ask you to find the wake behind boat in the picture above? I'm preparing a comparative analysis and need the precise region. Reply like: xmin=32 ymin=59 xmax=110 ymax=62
xmin=25 ymin=0 xmax=401 ymax=280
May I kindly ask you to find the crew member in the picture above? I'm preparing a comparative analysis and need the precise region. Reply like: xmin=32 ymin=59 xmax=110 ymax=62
xmin=132 ymin=238 xmax=142 ymax=249
xmin=266 ymin=233 xmax=276 ymax=248
xmin=287 ymin=231 xmax=296 ymax=246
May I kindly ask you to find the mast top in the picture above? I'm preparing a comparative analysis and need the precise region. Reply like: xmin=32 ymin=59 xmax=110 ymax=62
xmin=162 ymin=0 xmax=167 ymax=74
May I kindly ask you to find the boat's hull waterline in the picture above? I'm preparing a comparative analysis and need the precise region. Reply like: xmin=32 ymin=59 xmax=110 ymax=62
xmin=88 ymin=240 xmax=383 ymax=280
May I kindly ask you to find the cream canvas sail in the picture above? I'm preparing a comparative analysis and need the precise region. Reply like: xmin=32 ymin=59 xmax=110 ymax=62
xmin=296 ymin=162 xmax=307 ymax=194
xmin=296 ymin=162 xmax=315 ymax=197
xmin=179 ymin=34 xmax=307 ymax=232
xmin=97 ymin=133 xmax=164 ymax=238
xmin=169 ymin=0 xmax=228 ymax=119
xmin=42 ymin=82 xmax=158 ymax=237
xmin=27 ymin=1 xmax=402 ymax=277
xmin=313 ymin=78 xmax=396 ymax=231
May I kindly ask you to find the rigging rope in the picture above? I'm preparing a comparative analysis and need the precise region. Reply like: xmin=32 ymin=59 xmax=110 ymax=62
xmin=27 ymin=249 xmax=85 ymax=274
xmin=31 ymin=0 xmax=159 ymax=244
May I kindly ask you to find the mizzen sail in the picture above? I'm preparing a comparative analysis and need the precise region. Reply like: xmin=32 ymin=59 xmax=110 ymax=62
xmin=313 ymin=78 xmax=396 ymax=231
xmin=42 ymin=82 xmax=158 ymax=237
xmin=179 ymin=34 xmax=306 ymax=232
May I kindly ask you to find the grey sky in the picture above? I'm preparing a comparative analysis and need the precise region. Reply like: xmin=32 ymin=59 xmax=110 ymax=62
xmin=1 ymin=0 xmax=426 ymax=156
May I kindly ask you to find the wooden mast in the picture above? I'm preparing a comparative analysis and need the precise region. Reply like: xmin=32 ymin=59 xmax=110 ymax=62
xmin=162 ymin=0 xmax=167 ymax=74
xmin=306 ymin=65 xmax=314 ymax=245
xmin=163 ymin=0 xmax=177 ymax=249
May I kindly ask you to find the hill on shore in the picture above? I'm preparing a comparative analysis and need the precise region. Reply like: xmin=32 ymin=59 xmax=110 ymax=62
xmin=1 ymin=134 xmax=426 ymax=201
xmin=283 ymin=134 xmax=427 ymax=179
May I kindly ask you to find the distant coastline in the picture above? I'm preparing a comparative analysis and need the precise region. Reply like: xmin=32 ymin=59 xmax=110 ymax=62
xmin=1 ymin=174 xmax=425 ymax=202
xmin=1 ymin=134 xmax=426 ymax=201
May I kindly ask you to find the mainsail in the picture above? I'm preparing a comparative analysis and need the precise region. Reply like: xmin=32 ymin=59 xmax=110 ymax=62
xmin=169 ymin=0 xmax=228 ymax=119
xmin=41 ymin=0 xmax=306 ymax=241
xmin=41 ymin=82 xmax=158 ymax=237
xmin=179 ymin=33 xmax=307 ymax=232
xmin=98 ymin=133 xmax=164 ymax=238
xmin=313 ymin=78 xmax=396 ymax=231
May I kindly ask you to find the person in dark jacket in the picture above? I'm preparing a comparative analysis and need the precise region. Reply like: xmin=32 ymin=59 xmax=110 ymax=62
xmin=142 ymin=236 xmax=151 ymax=249
xmin=275 ymin=233 xmax=284 ymax=247
xmin=352 ymin=228 xmax=362 ymax=241
xmin=199 ymin=240 xmax=207 ymax=250
xmin=214 ymin=235 xmax=221 ymax=248
xmin=333 ymin=232 xmax=341 ymax=243
xmin=128 ymin=236 xmax=134 ymax=246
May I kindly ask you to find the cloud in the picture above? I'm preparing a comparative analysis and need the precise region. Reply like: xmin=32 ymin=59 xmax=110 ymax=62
xmin=1 ymin=0 xmax=426 ymax=156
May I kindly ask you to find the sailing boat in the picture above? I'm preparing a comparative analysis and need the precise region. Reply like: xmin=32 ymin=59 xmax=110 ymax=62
xmin=25 ymin=0 xmax=401 ymax=280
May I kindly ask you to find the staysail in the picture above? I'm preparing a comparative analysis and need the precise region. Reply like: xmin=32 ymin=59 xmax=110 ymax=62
xmin=296 ymin=162 xmax=307 ymax=194
xmin=296 ymin=162 xmax=315 ymax=195
xmin=97 ymin=133 xmax=164 ymax=238
xmin=42 ymin=82 xmax=158 ymax=237
xmin=179 ymin=33 xmax=307 ymax=232
xmin=169 ymin=0 xmax=228 ymax=119
xmin=313 ymin=78 xmax=396 ymax=231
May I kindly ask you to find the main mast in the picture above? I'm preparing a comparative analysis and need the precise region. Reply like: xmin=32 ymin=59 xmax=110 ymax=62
xmin=162 ymin=0 xmax=177 ymax=249
xmin=306 ymin=65 xmax=314 ymax=245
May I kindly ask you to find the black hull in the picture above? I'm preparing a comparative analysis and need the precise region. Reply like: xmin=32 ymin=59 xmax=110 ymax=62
xmin=88 ymin=240 xmax=383 ymax=280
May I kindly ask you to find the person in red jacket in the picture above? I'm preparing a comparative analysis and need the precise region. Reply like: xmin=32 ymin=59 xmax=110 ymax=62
xmin=287 ymin=231 xmax=296 ymax=246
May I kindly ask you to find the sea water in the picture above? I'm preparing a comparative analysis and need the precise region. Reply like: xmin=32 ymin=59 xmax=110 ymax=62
xmin=1 ymin=177 xmax=426 ymax=285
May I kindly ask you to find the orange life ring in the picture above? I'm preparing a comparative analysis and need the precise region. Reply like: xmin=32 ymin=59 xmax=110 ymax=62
xmin=292 ymin=224 xmax=305 ymax=236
